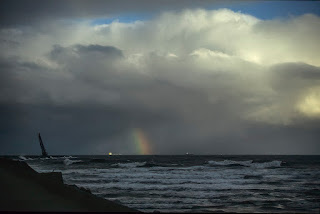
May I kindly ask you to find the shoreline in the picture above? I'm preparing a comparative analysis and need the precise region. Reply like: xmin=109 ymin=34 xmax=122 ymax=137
xmin=0 ymin=158 xmax=139 ymax=212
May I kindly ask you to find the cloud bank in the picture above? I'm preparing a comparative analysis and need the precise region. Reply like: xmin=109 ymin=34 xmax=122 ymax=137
xmin=1 ymin=9 xmax=320 ymax=154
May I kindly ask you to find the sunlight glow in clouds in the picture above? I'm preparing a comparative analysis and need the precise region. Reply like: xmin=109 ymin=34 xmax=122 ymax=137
xmin=298 ymin=89 xmax=320 ymax=118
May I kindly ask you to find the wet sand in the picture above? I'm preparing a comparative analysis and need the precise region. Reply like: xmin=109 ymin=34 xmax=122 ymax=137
xmin=0 ymin=158 xmax=139 ymax=212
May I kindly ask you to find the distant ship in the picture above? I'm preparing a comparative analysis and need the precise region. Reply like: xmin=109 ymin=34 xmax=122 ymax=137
xmin=38 ymin=133 xmax=49 ymax=157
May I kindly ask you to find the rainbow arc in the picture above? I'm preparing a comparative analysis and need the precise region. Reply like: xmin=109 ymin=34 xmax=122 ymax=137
xmin=132 ymin=128 xmax=153 ymax=155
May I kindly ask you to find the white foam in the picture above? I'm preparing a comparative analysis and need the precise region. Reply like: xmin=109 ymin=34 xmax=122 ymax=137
xmin=63 ymin=156 xmax=75 ymax=159
xmin=63 ymin=158 xmax=83 ymax=166
xmin=40 ymin=157 xmax=51 ymax=160
xmin=48 ymin=156 xmax=58 ymax=159
xmin=112 ymin=162 xmax=146 ymax=168
xmin=207 ymin=160 xmax=282 ymax=168
xmin=251 ymin=160 xmax=282 ymax=168
xmin=18 ymin=155 xmax=34 ymax=161
xmin=208 ymin=160 xmax=253 ymax=166
xmin=19 ymin=155 xmax=28 ymax=160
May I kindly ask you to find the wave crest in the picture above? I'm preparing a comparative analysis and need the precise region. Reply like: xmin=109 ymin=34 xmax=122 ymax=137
xmin=251 ymin=160 xmax=282 ymax=168
xmin=207 ymin=160 xmax=282 ymax=168
xmin=19 ymin=155 xmax=34 ymax=161
xmin=208 ymin=160 xmax=253 ymax=167
xmin=63 ymin=158 xmax=83 ymax=166
xmin=112 ymin=162 xmax=146 ymax=168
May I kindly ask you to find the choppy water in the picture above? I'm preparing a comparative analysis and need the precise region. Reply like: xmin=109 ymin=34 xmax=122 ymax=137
xmin=16 ymin=155 xmax=320 ymax=213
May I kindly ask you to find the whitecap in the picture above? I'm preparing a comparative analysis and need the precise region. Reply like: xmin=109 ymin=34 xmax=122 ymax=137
xmin=207 ymin=160 xmax=282 ymax=168
xmin=207 ymin=160 xmax=253 ymax=166
xmin=63 ymin=158 xmax=83 ymax=166
xmin=19 ymin=155 xmax=33 ymax=161
xmin=251 ymin=160 xmax=282 ymax=168
xmin=112 ymin=162 xmax=146 ymax=168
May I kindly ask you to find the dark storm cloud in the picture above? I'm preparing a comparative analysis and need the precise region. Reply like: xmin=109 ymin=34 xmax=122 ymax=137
xmin=235 ymin=121 xmax=320 ymax=155
xmin=1 ymin=42 xmax=320 ymax=155
xmin=0 ymin=102 xmax=179 ymax=155
xmin=0 ymin=45 xmax=182 ymax=154
xmin=0 ymin=44 xmax=126 ymax=110
xmin=0 ymin=44 xmax=214 ymax=154
xmin=0 ymin=57 xmax=41 ymax=103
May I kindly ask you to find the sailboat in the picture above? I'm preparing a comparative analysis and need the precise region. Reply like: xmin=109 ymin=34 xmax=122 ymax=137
xmin=38 ymin=133 xmax=49 ymax=157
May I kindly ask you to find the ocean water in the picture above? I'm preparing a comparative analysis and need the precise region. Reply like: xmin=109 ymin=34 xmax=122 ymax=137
xmin=16 ymin=155 xmax=320 ymax=213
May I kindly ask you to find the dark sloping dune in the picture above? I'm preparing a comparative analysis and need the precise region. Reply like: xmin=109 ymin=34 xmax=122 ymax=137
xmin=0 ymin=158 xmax=139 ymax=212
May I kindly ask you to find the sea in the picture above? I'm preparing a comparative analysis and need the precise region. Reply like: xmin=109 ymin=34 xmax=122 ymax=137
xmin=14 ymin=155 xmax=320 ymax=213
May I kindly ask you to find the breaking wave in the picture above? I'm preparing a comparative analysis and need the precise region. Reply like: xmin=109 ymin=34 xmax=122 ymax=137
xmin=207 ymin=160 xmax=253 ymax=167
xmin=19 ymin=155 xmax=34 ymax=161
xmin=207 ymin=160 xmax=282 ymax=168
xmin=62 ymin=156 xmax=75 ymax=159
xmin=251 ymin=160 xmax=282 ymax=168
xmin=40 ymin=157 xmax=51 ymax=160
xmin=111 ymin=162 xmax=146 ymax=168
xmin=63 ymin=158 xmax=83 ymax=166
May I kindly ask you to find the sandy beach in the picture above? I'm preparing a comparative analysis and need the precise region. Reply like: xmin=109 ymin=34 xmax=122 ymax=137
xmin=0 ymin=158 xmax=139 ymax=212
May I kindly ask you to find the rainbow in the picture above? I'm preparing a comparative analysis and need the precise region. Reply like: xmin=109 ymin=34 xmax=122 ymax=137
xmin=132 ymin=128 xmax=153 ymax=155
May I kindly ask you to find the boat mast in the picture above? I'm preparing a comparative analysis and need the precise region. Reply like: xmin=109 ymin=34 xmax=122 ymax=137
xmin=38 ymin=133 xmax=48 ymax=157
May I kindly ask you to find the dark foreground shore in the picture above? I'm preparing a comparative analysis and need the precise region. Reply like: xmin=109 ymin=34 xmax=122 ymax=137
xmin=0 ymin=158 xmax=139 ymax=212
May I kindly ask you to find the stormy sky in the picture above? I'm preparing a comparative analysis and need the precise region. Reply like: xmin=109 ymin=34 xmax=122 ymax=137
xmin=1 ymin=1 xmax=320 ymax=155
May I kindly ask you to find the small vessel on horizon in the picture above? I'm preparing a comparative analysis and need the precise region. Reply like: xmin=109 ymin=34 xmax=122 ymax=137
xmin=38 ymin=133 xmax=49 ymax=157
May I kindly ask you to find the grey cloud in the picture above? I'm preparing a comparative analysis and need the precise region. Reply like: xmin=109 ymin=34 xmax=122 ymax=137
xmin=269 ymin=63 xmax=320 ymax=96
xmin=50 ymin=44 xmax=123 ymax=61
xmin=270 ymin=63 xmax=320 ymax=82
xmin=75 ymin=45 xmax=123 ymax=56
xmin=243 ymin=63 xmax=320 ymax=125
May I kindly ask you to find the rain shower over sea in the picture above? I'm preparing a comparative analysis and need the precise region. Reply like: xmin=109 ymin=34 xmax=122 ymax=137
xmin=17 ymin=155 xmax=320 ymax=213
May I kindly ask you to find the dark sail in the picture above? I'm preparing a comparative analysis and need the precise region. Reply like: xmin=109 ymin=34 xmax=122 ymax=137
xmin=38 ymin=133 xmax=48 ymax=157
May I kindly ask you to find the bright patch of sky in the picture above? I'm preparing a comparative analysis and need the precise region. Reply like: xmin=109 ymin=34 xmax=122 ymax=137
xmin=90 ymin=1 xmax=320 ymax=25
xmin=219 ymin=1 xmax=320 ymax=20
